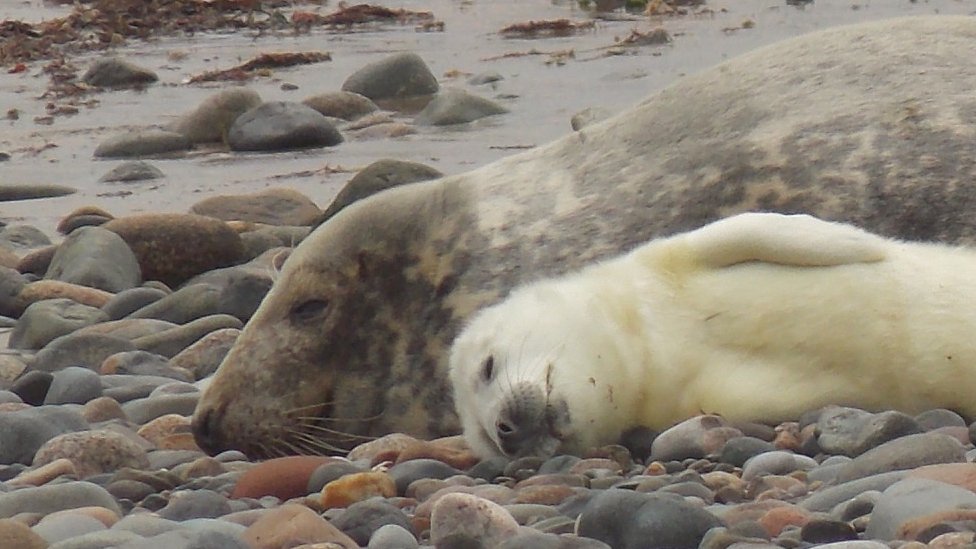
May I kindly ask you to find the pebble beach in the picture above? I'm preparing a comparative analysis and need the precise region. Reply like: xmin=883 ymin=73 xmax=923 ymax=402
xmin=4 ymin=1 xmax=976 ymax=548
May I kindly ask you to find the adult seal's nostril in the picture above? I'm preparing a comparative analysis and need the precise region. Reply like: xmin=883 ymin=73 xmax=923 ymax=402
xmin=191 ymin=406 xmax=225 ymax=456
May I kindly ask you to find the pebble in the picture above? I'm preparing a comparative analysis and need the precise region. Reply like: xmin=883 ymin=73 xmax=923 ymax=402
xmin=169 ymin=88 xmax=262 ymax=144
xmin=317 ymin=158 xmax=442 ymax=225
xmin=230 ymin=455 xmax=337 ymax=500
xmin=0 ymin=518 xmax=48 ymax=549
xmin=102 ymin=213 xmax=245 ymax=288
xmin=0 ymin=224 xmax=52 ymax=249
xmin=430 ymin=492 xmax=520 ymax=548
xmin=15 ymin=279 xmax=113 ymax=314
xmin=44 ymin=366 xmax=103 ymax=404
xmin=242 ymin=503 xmax=357 ymax=549
xmin=168 ymin=327 xmax=239 ymax=380
xmin=227 ymin=101 xmax=343 ymax=152
xmin=99 ymin=160 xmax=165 ymax=183
xmin=833 ymin=432 xmax=966 ymax=483
xmin=817 ymin=406 xmax=922 ymax=457
xmin=341 ymin=52 xmax=439 ymax=102
xmin=33 ymin=429 xmax=151 ymax=478
xmin=303 ymin=91 xmax=379 ymax=121
xmin=101 ymin=287 xmax=169 ymax=320
xmin=131 ymin=313 xmax=242 ymax=357
xmin=741 ymin=451 xmax=817 ymax=481
xmin=577 ymin=489 xmax=723 ymax=549
xmin=0 ymin=481 xmax=121 ymax=518
xmin=82 ymin=57 xmax=158 ymax=88
xmin=158 ymin=489 xmax=231 ymax=520
xmin=415 ymin=88 xmax=508 ymax=126
xmin=189 ymin=187 xmax=322 ymax=226
xmin=93 ymin=129 xmax=192 ymax=158
xmin=331 ymin=498 xmax=415 ymax=546
xmin=0 ymin=184 xmax=74 ymax=202
xmin=368 ymin=523 xmax=419 ymax=549
xmin=30 ymin=332 xmax=136 ymax=372
xmin=0 ymin=405 xmax=89 ymax=464
xmin=45 ymin=225 xmax=141 ymax=292
xmin=121 ymin=392 xmax=199 ymax=424
xmin=319 ymin=471 xmax=397 ymax=509
xmin=720 ymin=436 xmax=776 ymax=468
xmin=865 ymin=477 xmax=976 ymax=540
xmin=650 ymin=415 xmax=743 ymax=462
xmin=10 ymin=298 xmax=109 ymax=350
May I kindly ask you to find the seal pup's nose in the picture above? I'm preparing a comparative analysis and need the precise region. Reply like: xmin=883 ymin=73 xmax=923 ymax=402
xmin=496 ymin=382 xmax=548 ymax=456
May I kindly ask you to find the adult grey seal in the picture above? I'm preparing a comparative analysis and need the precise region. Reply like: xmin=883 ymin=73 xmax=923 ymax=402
xmin=193 ymin=16 xmax=976 ymax=458
xmin=450 ymin=213 xmax=976 ymax=459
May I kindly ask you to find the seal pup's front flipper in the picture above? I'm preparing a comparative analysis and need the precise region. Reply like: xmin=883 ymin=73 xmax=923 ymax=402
xmin=684 ymin=212 xmax=888 ymax=269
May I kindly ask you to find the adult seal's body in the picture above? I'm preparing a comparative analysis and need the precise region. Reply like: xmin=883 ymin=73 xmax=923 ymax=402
xmin=450 ymin=213 xmax=976 ymax=458
xmin=193 ymin=16 xmax=976 ymax=458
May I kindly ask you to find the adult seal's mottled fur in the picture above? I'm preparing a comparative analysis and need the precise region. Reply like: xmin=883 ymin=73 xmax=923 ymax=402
xmin=450 ymin=213 xmax=976 ymax=458
xmin=193 ymin=16 xmax=976 ymax=458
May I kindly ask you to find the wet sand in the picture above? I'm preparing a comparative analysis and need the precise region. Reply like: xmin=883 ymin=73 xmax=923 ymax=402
xmin=2 ymin=0 xmax=974 ymax=236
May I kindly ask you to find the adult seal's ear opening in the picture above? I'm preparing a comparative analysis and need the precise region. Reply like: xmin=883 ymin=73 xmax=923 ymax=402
xmin=193 ymin=16 xmax=976 ymax=458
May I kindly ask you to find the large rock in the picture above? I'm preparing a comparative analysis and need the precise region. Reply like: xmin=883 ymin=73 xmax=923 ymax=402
xmin=102 ymin=213 xmax=246 ymax=288
xmin=83 ymin=57 xmax=158 ymax=88
xmin=170 ymin=88 xmax=263 ymax=144
xmin=0 ymin=184 xmax=76 ymax=201
xmin=341 ymin=52 xmax=439 ymax=102
xmin=303 ymin=91 xmax=379 ymax=121
xmin=415 ymin=88 xmax=508 ymax=126
xmin=93 ymin=129 xmax=191 ymax=158
xmin=317 ymin=159 xmax=442 ymax=224
xmin=45 ymin=225 xmax=142 ymax=292
xmin=227 ymin=101 xmax=343 ymax=152
xmin=577 ymin=490 xmax=724 ymax=549
xmin=190 ymin=188 xmax=322 ymax=226
xmin=9 ymin=298 xmax=108 ymax=350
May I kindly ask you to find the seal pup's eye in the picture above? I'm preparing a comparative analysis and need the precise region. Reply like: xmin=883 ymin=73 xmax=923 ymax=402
xmin=481 ymin=355 xmax=495 ymax=382
xmin=290 ymin=299 xmax=330 ymax=322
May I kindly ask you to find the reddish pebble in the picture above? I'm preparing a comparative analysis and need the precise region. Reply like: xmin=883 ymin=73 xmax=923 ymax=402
xmin=395 ymin=437 xmax=480 ymax=470
xmin=569 ymin=458 xmax=623 ymax=475
xmin=320 ymin=471 xmax=397 ymax=509
xmin=346 ymin=433 xmax=421 ymax=465
xmin=231 ymin=455 xmax=338 ymax=500
xmin=0 ymin=518 xmax=47 ymax=549
xmin=910 ymin=463 xmax=976 ymax=492
xmin=758 ymin=504 xmax=813 ymax=537
xmin=773 ymin=422 xmax=803 ymax=452
xmin=243 ymin=503 xmax=357 ymax=549
xmin=512 ymin=484 xmax=577 ymax=505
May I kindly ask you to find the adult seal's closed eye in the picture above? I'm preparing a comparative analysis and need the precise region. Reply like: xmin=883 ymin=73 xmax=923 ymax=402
xmin=192 ymin=16 xmax=976 ymax=458
xmin=450 ymin=213 xmax=976 ymax=459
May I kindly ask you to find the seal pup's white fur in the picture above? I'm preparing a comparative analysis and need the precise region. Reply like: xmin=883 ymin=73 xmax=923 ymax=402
xmin=450 ymin=213 xmax=976 ymax=458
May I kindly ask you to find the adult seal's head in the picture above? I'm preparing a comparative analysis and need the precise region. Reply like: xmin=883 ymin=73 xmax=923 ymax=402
xmin=194 ymin=16 xmax=976 ymax=458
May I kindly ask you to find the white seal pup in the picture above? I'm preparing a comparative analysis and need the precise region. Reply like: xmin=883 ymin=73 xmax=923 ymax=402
xmin=450 ymin=213 xmax=976 ymax=458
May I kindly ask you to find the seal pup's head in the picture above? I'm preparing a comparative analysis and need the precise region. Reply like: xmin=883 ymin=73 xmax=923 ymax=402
xmin=450 ymin=274 xmax=641 ymax=459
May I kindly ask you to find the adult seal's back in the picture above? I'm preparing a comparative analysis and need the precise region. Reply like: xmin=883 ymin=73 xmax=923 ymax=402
xmin=193 ymin=16 xmax=976 ymax=458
